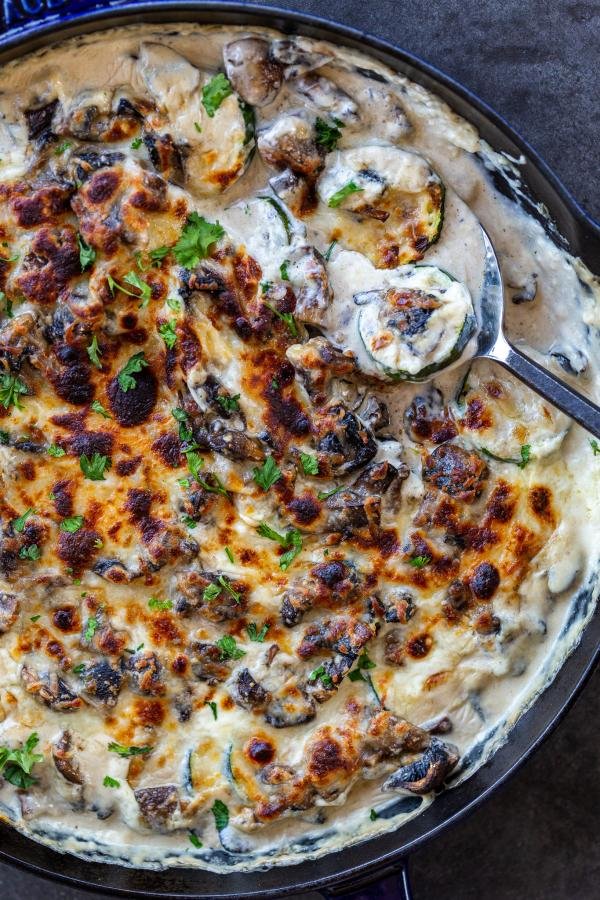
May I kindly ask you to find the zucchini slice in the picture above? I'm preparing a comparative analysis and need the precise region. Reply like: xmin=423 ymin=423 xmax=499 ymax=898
xmin=357 ymin=265 xmax=475 ymax=380
xmin=220 ymin=195 xmax=299 ymax=279
xmin=317 ymin=145 xmax=444 ymax=268
xmin=137 ymin=43 xmax=253 ymax=195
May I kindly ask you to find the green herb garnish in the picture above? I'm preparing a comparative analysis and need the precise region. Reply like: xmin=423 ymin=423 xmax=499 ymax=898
xmin=158 ymin=320 xmax=178 ymax=349
xmin=202 ymin=73 xmax=233 ymax=117
xmin=327 ymin=180 xmax=364 ymax=208
xmin=0 ymin=373 xmax=27 ymax=409
xmin=60 ymin=515 xmax=84 ymax=533
xmin=19 ymin=544 xmax=40 ymax=561
xmin=246 ymin=622 xmax=270 ymax=643
xmin=264 ymin=301 xmax=299 ymax=337
xmin=79 ymin=452 xmax=111 ymax=481
xmin=216 ymin=635 xmax=246 ymax=661
xmin=480 ymin=444 xmax=532 ymax=469
xmin=107 ymin=742 xmax=153 ymax=758
xmin=103 ymin=775 xmax=120 ymax=788
xmin=216 ymin=393 xmax=240 ymax=413
xmin=205 ymin=701 xmax=218 ymax=721
xmin=117 ymin=352 xmax=148 ymax=391
xmin=48 ymin=443 xmax=66 ymax=457
xmin=172 ymin=213 xmax=225 ymax=269
xmin=13 ymin=507 xmax=35 ymax=533
xmin=299 ymin=452 xmax=319 ymax=475
xmin=0 ymin=732 xmax=43 ymax=788
xmin=188 ymin=830 xmax=203 ymax=848
xmin=252 ymin=456 xmax=282 ymax=492
xmin=315 ymin=116 xmax=344 ymax=151
xmin=211 ymin=797 xmax=229 ymax=830
xmin=317 ymin=484 xmax=345 ymax=501
xmin=409 ymin=555 xmax=431 ymax=569
xmin=308 ymin=664 xmax=333 ymax=688
xmin=77 ymin=234 xmax=96 ymax=271
xmin=91 ymin=399 xmax=111 ymax=419
xmin=87 ymin=334 xmax=102 ymax=369
xmin=148 ymin=597 xmax=173 ymax=611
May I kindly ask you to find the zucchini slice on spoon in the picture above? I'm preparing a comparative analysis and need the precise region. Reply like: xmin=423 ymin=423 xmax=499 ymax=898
xmin=357 ymin=265 xmax=475 ymax=380
xmin=317 ymin=145 xmax=444 ymax=268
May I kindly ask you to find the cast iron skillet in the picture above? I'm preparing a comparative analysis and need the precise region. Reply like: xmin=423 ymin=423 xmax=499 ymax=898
xmin=0 ymin=4 xmax=598 ymax=898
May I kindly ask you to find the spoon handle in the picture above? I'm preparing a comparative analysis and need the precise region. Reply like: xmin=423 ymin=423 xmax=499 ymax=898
xmin=490 ymin=335 xmax=600 ymax=439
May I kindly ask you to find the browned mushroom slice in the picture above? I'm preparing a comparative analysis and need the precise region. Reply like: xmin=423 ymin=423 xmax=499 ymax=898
xmin=124 ymin=650 xmax=165 ymax=695
xmin=21 ymin=665 xmax=83 ymax=712
xmin=316 ymin=405 xmax=377 ymax=476
xmin=422 ymin=443 xmax=488 ymax=503
xmin=286 ymin=337 xmax=357 ymax=403
xmin=258 ymin=113 xmax=325 ymax=179
xmin=286 ymin=246 xmax=332 ymax=326
xmin=134 ymin=784 xmax=180 ymax=831
xmin=223 ymin=37 xmax=283 ymax=107
xmin=175 ymin=570 xmax=249 ymax=622
xmin=270 ymin=39 xmax=332 ymax=80
xmin=231 ymin=668 xmax=271 ymax=711
xmin=0 ymin=591 xmax=19 ymax=633
xmin=382 ymin=737 xmax=459 ymax=794
xmin=291 ymin=73 xmax=359 ymax=124
xmin=79 ymin=659 xmax=123 ymax=707
xmin=188 ymin=642 xmax=230 ymax=684
xmin=264 ymin=681 xmax=316 ymax=728
xmin=52 ymin=730 xmax=84 ymax=785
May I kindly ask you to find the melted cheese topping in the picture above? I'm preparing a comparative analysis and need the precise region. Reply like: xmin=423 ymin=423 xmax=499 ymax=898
xmin=0 ymin=22 xmax=598 ymax=873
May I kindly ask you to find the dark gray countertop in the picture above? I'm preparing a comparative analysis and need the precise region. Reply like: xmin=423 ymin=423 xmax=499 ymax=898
xmin=1 ymin=1 xmax=598 ymax=898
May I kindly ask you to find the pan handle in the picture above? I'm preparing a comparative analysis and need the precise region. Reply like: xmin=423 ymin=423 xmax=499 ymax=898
xmin=318 ymin=861 xmax=412 ymax=900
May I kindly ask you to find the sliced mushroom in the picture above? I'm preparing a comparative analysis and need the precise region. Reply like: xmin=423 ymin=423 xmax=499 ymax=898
xmin=175 ymin=570 xmax=248 ymax=622
xmin=79 ymin=659 xmax=123 ymax=707
xmin=188 ymin=641 xmax=230 ymax=684
xmin=223 ymin=37 xmax=283 ymax=106
xmin=21 ymin=665 xmax=83 ymax=711
xmin=258 ymin=113 xmax=325 ymax=178
xmin=287 ymin=337 xmax=357 ymax=404
xmin=286 ymin=246 xmax=332 ymax=326
xmin=231 ymin=668 xmax=271 ymax=710
xmin=124 ymin=650 xmax=165 ymax=695
xmin=52 ymin=730 xmax=84 ymax=785
xmin=23 ymin=98 xmax=59 ymax=141
xmin=0 ymin=591 xmax=19 ymax=633
xmin=316 ymin=405 xmax=377 ymax=475
xmin=291 ymin=73 xmax=359 ymax=123
xmin=134 ymin=784 xmax=180 ymax=831
xmin=382 ymin=737 xmax=459 ymax=794
xmin=270 ymin=39 xmax=332 ymax=80
xmin=264 ymin=682 xmax=316 ymax=728
xmin=422 ymin=443 xmax=487 ymax=503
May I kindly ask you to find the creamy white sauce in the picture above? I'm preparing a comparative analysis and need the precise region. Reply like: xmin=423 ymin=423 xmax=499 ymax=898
xmin=0 ymin=22 xmax=598 ymax=874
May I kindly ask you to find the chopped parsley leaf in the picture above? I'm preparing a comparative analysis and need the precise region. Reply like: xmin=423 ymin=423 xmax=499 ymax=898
xmin=158 ymin=319 xmax=178 ymax=349
xmin=327 ymin=180 xmax=364 ymax=208
xmin=348 ymin=650 xmax=376 ymax=682
xmin=299 ymin=451 xmax=319 ymax=475
xmin=60 ymin=515 xmax=84 ymax=533
xmin=91 ymin=399 xmax=111 ymax=419
xmin=84 ymin=615 xmax=99 ymax=642
xmin=317 ymin=484 xmax=345 ymax=501
xmin=279 ymin=260 xmax=290 ymax=281
xmin=0 ymin=373 xmax=27 ymax=409
xmin=590 ymin=439 xmax=600 ymax=456
xmin=172 ymin=213 xmax=225 ymax=269
xmin=186 ymin=450 xmax=204 ymax=480
xmin=315 ymin=116 xmax=344 ymax=151
xmin=30 ymin=615 xmax=41 ymax=623
xmin=225 ymin=546 xmax=235 ymax=564
xmin=216 ymin=634 xmax=245 ymax=661
xmin=370 ymin=808 xmax=378 ymax=821
xmin=308 ymin=664 xmax=333 ymax=688
xmin=480 ymin=444 xmax=532 ymax=469
xmin=48 ymin=443 xmax=66 ymax=457
xmin=19 ymin=544 xmax=40 ymax=561
xmin=0 ymin=732 xmax=43 ymax=789
xmin=324 ymin=239 xmax=337 ymax=261
xmin=79 ymin=452 xmax=111 ymax=481
xmin=217 ymin=574 xmax=241 ymax=602
xmin=148 ymin=597 xmax=173 ymax=611
xmin=194 ymin=122 xmax=202 ymax=133
xmin=182 ymin=515 xmax=198 ymax=529
xmin=202 ymin=582 xmax=221 ymax=602
xmin=205 ymin=700 xmax=218 ymax=721
xmin=107 ymin=742 xmax=153 ymax=758
xmin=211 ymin=798 xmax=229 ymax=831
xmin=264 ymin=300 xmax=299 ymax=337
xmin=54 ymin=140 xmax=72 ymax=155
xmin=123 ymin=271 xmax=152 ymax=308
xmin=166 ymin=297 xmax=182 ymax=311
xmin=103 ymin=775 xmax=120 ymax=788
xmin=252 ymin=456 xmax=282 ymax=491
xmin=188 ymin=830 xmax=203 ymax=848
xmin=202 ymin=73 xmax=233 ymax=117
xmin=246 ymin=622 xmax=270 ymax=643
xmin=117 ymin=352 xmax=148 ymax=392
xmin=77 ymin=234 xmax=96 ymax=271
xmin=130 ymin=137 xmax=143 ymax=150
xmin=13 ymin=507 xmax=35 ymax=532
xmin=149 ymin=246 xmax=170 ymax=265
xmin=257 ymin=522 xmax=303 ymax=571
xmin=72 ymin=663 xmax=85 ymax=675
xmin=87 ymin=334 xmax=102 ymax=369
xmin=216 ymin=393 xmax=240 ymax=413
xmin=409 ymin=555 xmax=431 ymax=568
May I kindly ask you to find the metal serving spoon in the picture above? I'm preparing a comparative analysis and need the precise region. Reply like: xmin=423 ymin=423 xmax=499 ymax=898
xmin=470 ymin=227 xmax=600 ymax=438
